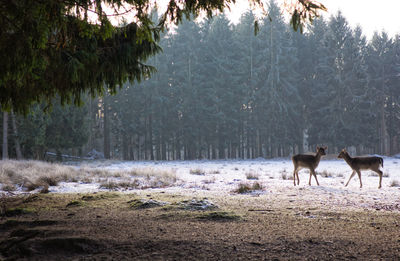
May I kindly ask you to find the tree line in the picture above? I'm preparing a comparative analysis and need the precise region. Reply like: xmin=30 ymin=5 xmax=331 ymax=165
xmin=1 ymin=2 xmax=400 ymax=160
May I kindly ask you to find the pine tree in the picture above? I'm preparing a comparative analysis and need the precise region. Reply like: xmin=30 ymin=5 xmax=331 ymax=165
xmin=366 ymin=32 xmax=393 ymax=154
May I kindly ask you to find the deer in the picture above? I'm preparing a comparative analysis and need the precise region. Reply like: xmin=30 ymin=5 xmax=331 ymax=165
xmin=292 ymin=146 xmax=327 ymax=186
xmin=338 ymin=149 xmax=384 ymax=189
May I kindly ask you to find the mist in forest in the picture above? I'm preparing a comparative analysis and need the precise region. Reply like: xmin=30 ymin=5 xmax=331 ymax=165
xmin=1 ymin=3 xmax=399 ymax=161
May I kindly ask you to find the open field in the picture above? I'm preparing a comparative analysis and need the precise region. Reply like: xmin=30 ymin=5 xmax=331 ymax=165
xmin=1 ymin=157 xmax=400 ymax=260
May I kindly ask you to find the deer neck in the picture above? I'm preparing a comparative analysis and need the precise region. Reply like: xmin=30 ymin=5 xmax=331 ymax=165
xmin=314 ymin=152 xmax=322 ymax=164
xmin=342 ymin=152 xmax=353 ymax=166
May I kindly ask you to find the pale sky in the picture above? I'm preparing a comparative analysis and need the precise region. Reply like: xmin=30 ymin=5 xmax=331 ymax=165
xmin=106 ymin=1 xmax=400 ymax=39
xmin=320 ymin=0 xmax=400 ymax=39
xmin=227 ymin=0 xmax=400 ymax=39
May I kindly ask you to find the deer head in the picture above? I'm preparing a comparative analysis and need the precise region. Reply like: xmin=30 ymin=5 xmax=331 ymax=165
xmin=316 ymin=146 xmax=327 ymax=156
xmin=338 ymin=149 xmax=347 ymax=158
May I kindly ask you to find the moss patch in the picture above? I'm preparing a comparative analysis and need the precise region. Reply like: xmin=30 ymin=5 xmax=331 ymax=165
xmin=66 ymin=200 xmax=84 ymax=207
xmin=3 ymin=207 xmax=36 ymax=217
xmin=198 ymin=211 xmax=241 ymax=222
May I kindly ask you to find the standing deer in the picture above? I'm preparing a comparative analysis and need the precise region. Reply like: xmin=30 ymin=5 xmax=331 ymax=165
xmin=292 ymin=146 xmax=327 ymax=186
xmin=338 ymin=149 xmax=384 ymax=189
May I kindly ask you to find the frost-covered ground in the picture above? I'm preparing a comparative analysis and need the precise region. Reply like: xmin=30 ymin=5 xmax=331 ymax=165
xmin=2 ymin=156 xmax=400 ymax=211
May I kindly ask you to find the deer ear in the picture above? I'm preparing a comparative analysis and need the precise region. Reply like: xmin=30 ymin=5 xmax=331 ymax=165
xmin=316 ymin=146 xmax=320 ymax=150
xmin=324 ymin=146 xmax=328 ymax=150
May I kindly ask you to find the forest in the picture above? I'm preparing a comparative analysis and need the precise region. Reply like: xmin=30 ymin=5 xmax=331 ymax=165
xmin=1 ymin=1 xmax=400 ymax=161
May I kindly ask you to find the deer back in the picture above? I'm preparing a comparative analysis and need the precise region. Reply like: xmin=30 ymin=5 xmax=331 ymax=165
xmin=292 ymin=154 xmax=321 ymax=169
xmin=351 ymin=156 xmax=383 ymax=170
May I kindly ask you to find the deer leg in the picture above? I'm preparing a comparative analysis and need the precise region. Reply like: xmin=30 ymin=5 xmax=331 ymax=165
xmin=376 ymin=169 xmax=383 ymax=189
xmin=311 ymin=169 xmax=320 ymax=186
xmin=296 ymin=171 xmax=300 ymax=185
xmin=293 ymin=169 xmax=297 ymax=186
xmin=308 ymin=170 xmax=312 ymax=186
xmin=345 ymin=171 xmax=356 ymax=187
xmin=356 ymin=170 xmax=362 ymax=188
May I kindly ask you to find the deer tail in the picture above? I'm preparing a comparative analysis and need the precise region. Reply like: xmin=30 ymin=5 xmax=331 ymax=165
xmin=379 ymin=157 xmax=384 ymax=168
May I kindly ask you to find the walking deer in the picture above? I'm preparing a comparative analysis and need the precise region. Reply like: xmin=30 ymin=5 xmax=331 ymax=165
xmin=292 ymin=146 xmax=327 ymax=186
xmin=338 ymin=149 xmax=384 ymax=189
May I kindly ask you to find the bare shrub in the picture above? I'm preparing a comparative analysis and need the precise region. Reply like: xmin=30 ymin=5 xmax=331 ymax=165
xmin=245 ymin=172 xmax=259 ymax=180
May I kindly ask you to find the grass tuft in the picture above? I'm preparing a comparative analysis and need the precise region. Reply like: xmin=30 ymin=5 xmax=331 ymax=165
xmin=1 ymin=183 xmax=16 ymax=192
xmin=235 ymin=182 xmax=263 ymax=194
xmin=198 ymin=211 xmax=241 ymax=221
xmin=190 ymin=169 xmax=205 ymax=175
xmin=320 ymin=170 xmax=333 ymax=178
xmin=390 ymin=180 xmax=400 ymax=187
xmin=280 ymin=169 xmax=289 ymax=180
xmin=129 ymin=199 xmax=168 ymax=209
xmin=66 ymin=200 xmax=84 ymax=207
xmin=99 ymin=180 xmax=140 ymax=190
xmin=3 ymin=207 xmax=35 ymax=217
xmin=245 ymin=172 xmax=259 ymax=180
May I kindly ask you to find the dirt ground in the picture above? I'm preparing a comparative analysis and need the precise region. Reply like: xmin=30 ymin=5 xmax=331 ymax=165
xmin=1 ymin=190 xmax=400 ymax=260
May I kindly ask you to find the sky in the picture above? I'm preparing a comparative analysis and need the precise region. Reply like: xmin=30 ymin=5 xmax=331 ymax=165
xmin=227 ymin=0 xmax=400 ymax=39
xmin=104 ymin=1 xmax=400 ymax=39
xmin=320 ymin=0 xmax=400 ymax=39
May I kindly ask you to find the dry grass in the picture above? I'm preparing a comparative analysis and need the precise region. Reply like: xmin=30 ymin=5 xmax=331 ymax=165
xmin=234 ymin=182 xmax=263 ymax=194
xmin=369 ymin=170 xmax=389 ymax=178
xmin=99 ymin=179 xmax=141 ymax=190
xmin=280 ymin=169 xmax=289 ymax=180
xmin=0 ymin=160 xmax=179 ymax=192
xmin=0 ymin=160 xmax=80 ymax=191
xmin=320 ymin=170 xmax=333 ymax=178
xmin=202 ymin=177 xmax=216 ymax=184
xmin=190 ymin=168 xmax=205 ymax=175
xmin=245 ymin=172 xmax=259 ymax=180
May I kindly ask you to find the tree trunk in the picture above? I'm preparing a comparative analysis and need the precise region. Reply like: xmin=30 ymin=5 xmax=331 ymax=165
xmin=122 ymin=134 xmax=128 ymax=160
xmin=380 ymin=101 xmax=388 ymax=155
xmin=162 ymin=135 xmax=166 ymax=160
xmin=2 ymin=111 xmax=8 ymax=160
xmin=11 ymin=111 xmax=23 ymax=159
xmin=148 ymin=114 xmax=154 ymax=160
xmin=103 ymin=97 xmax=110 ymax=159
